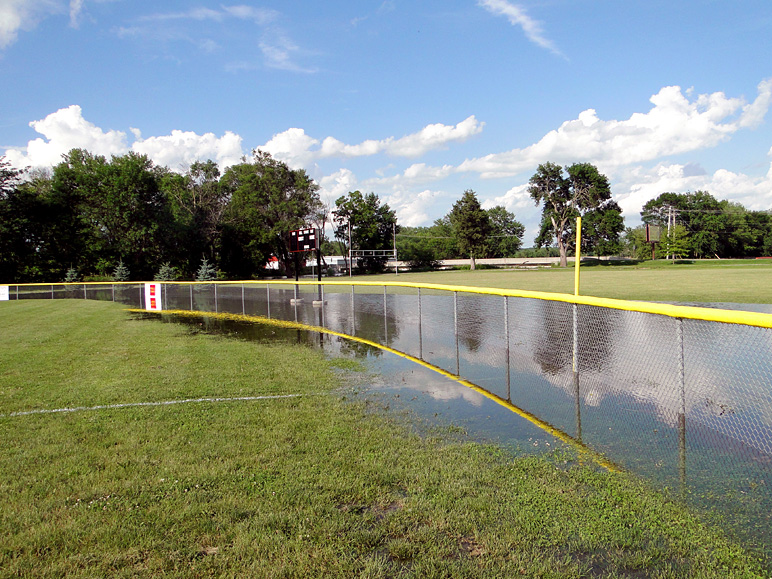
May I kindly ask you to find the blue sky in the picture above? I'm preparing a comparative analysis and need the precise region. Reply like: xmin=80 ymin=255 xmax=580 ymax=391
xmin=1 ymin=0 xmax=771 ymax=243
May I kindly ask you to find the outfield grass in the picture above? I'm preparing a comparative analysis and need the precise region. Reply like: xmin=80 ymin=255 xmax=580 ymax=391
xmin=0 ymin=300 xmax=768 ymax=577
xmin=364 ymin=259 xmax=772 ymax=303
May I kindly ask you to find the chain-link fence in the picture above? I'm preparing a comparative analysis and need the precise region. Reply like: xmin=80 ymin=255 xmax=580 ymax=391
xmin=5 ymin=280 xmax=772 ymax=551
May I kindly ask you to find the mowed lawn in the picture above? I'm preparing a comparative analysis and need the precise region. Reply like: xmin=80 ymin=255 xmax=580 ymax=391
xmin=0 ymin=300 xmax=768 ymax=577
xmin=366 ymin=259 xmax=772 ymax=304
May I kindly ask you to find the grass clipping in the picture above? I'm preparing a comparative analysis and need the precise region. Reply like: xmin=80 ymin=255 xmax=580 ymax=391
xmin=0 ymin=300 xmax=766 ymax=578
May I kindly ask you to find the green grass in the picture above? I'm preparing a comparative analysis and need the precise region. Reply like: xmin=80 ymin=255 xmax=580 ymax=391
xmin=365 ymin=259 xmax=772 ymax=303
xmin=0 ymin=300 xmax=768 ymax=577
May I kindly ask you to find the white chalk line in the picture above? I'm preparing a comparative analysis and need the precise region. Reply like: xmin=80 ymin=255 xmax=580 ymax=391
xmin=0 ymin=394 xmax=314 ymax=418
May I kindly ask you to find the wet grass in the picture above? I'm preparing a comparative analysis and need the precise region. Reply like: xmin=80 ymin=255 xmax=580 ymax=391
xmin=365 ymin=259 xmax=772 ymax=303
xmin=0 ymin=300 xmax=768 ymax=577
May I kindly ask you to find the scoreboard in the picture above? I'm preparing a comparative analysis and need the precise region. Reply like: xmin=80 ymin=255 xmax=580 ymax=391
xmin=289 ymin=228 xmax=320 ymax=252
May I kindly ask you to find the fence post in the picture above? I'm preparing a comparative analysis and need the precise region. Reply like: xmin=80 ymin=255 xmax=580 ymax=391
xmin=266 ymin=285 xmax=271 ymax=319
xmin=112 ymin=284 xmax=115 ymax=302
xmin=677 ymin=317 xmax=687 ymax=497
xmin=189 ymin=284 xmax=193 ymax=311
xmin=454 ymin=291 xmax=459 ymax=375
xmin=293 ymin=284 xmax=298 ymax=323
xmin=214 ymin=283 xmax=218 ymax=313
xmin=51 ymin=285 xmax=54 ymax=299
xmin=350 ymin=284 xmax=355 ymax=335
xmin=418 ymin=287 xmax=423 ymax=359
xmin=504 ymin=296 xmax=510 ymax=400
xmin=83 ymin=283 xmax=87 ymax=300
xmin=241 ymin=283 xmax=245 ymax=316
xmin=383 ymin=286 xmax=388 ymax=343
xmin=573 ymin=303 xmax=582 ymax=441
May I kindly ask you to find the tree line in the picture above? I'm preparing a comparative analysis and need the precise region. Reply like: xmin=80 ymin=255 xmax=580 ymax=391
xmin=0 ymin=150 xmax=322 ymax=282
xmin=623 ymin=191 xmax=772 ymax=260
xmin=2 ymin=150 xmax=769 ymax=283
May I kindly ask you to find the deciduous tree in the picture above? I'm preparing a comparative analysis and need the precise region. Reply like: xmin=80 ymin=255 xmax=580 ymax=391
xmin=220 ymin=150 xmax=321 ymax=278
xmin=530 ymin=162 xmax=622 ymax=266
xmin=332 ymin=190 xmax=399 ymax=273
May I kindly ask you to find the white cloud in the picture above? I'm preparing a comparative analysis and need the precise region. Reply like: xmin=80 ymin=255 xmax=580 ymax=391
xmin=263 ymin=116 xmax=484 ymax=168
xmin=456 ymin=79 xmax=772 ymax=179
xmin=131 ymin=5 xmax=306 ymax=72
xmin=478 ymin=0 xmax=563 ymax=57
xmin=4 ymin=105 xmax=128 ymax=168
xmin=0 ymin=0 xmax=63 ymax=49
xmin=614 ymin=153 xmax=772 ymax=220
xmin=262 ymin=128 xmax=320 ymax=167
xmin=0 ymin=0 xmax=99 ymax=48
xmin=387 ymin=189 xmax=443 ymax=227
xmin=140 ymin=5 xmax=279 ymax=25
xmin=259 ymin=35 xmax=317 ymax=73
xmin=318 ymin=169 xmax=359 ymax=205
xmin=483 ymin=183 xmax=531 ymax=212
xmin=131 ymin=129 xmax=244 ymax=171
xmin=2 ymin=105 xmax=245 ymax=172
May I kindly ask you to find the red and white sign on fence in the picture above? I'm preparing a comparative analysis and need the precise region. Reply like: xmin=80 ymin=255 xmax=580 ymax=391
xmin=144 ymin=283 xmax=163 ymax=311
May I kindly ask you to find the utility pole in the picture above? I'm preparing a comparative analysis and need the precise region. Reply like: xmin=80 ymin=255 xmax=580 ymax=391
xmin=348 ymin=218 xmax=352 ymax=278
xmin=393 ymin=221 xmax=398 ymax=276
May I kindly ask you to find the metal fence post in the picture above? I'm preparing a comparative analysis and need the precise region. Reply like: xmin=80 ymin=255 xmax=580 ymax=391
xmin=241 ymin=283 xmax=245 ymax=316
xmin=214 ymin=283 xmax=218 ymax=313
xmin=573 ymin=303 xmax=582 ymax=441
xmin=350 ymin=284 xmax=355 ymax=335
xmin=677 ymin=317 xmax=687 ymax=497
xmin=189 ymin=284 xmax=193 ymax=311
xmin=454 ymin=291 xmax=459 ymax=375
xmin=383 ymin=286 xmax=388 ymax=343
xmin=418 ymin=287 xmax=423 ymax=359
xmin=266 ymin=285 xmax=271 ymax=319
xmin=51 ymin=285 xmax=54 ymax=299
xmin=504 ymin=296 xmax=510 ymax=400
xmin=112 ymin=284 xmax=115 ymax=302
xmin=83 ymin=283 xmax=87 ymax=300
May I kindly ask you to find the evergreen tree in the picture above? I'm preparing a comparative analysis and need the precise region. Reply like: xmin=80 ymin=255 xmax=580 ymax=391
xmin=154 ymin=262 xmax=178 ymax=281
xmin=64 ymin=266 xmax=79 ymax=282
xmin=196 ymin=257 xmax=218 ymax=281
xmin=112 ymin=260 xmax=130 ymax=281
xmin=448 ymin=190 xmax=491 ymax=270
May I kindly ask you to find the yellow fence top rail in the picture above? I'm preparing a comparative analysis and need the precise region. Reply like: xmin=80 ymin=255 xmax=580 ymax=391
xmin=11 ymin=279 xmax=772 ymax=329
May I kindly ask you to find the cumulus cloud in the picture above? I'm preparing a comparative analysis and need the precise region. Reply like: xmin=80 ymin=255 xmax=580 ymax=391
xmin=615 ymin=152 xmax=772 ymax=220
xmin=456 ymin=79 xmax=772 ymax=179
xmin=483 ymin=183 xmax=531 ymax=212
xmin=318 ymin=169 xmax=359 ymax=204
xmin=3 ymin=105 xmax=245 ymax=172
xmin=386 ymin=189 xmax=444 ymax=227
xmin=4 ymin=105 xmax=128 ymax=168
xmin=478 ymin=0 xmax=563 ymax=57
xmin=263 ymin=116 xmax=484 ymax=168
xmin=131 ymin=129 xmax=244 ymax=171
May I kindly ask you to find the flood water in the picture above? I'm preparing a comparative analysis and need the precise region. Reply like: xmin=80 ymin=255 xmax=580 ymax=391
xmin=14 ymin=281 xmax=772 ymax=557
